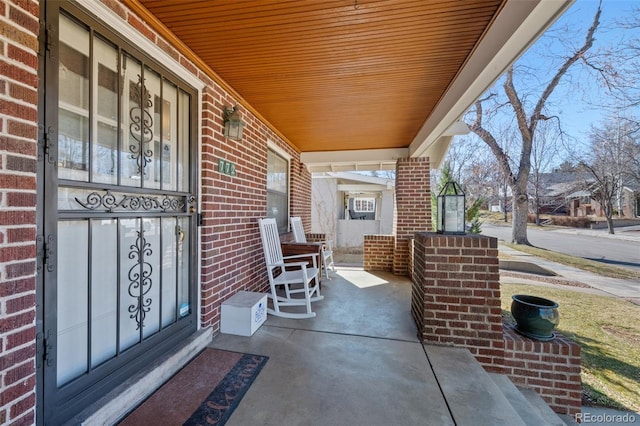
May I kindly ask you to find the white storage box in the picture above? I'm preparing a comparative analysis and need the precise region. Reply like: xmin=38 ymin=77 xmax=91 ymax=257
xmin=221 ymin=291 xmax=268 ymax=336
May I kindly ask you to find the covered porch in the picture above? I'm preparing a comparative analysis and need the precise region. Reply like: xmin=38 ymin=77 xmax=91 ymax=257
xmin=210 ymin=268 xmax=506 ymax=425
xmin=85 ymin=265 xmax=572 ymax=425
xmin=0 ymin=0 xmax=583 ymax=423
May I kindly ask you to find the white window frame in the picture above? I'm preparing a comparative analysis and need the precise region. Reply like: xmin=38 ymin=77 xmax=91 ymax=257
xmin=354 ymin=197 xmax=375 ymax=213
xmin=266 ymin=141 xmax=291 ymax=233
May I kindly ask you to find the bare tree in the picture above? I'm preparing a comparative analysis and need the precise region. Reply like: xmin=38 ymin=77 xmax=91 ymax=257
xmin=530 ymin=120 xmax=560 ymax=225
xmin=442 ymin=136 xmax=483 ymax=184
xmin=604 ymin=6 xmax=640 ymax=109
xmin=445 ymin=129 xmax=514 ymax=215
xmin=580 ymin=113 xmax=639 ymax=233
xmin=465 ymin=3 xmax=602 ymax=244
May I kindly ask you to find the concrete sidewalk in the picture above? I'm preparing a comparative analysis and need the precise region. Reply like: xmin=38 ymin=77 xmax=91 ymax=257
xmin=498 ymin=243 xmax=640 ymax=305
xmin=552 ymin=224 xmax=640 ymax=243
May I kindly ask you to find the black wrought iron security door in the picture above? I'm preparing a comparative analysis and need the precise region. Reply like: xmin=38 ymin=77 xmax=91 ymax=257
xmin=38 ymin=4 xmax=198 ymax=424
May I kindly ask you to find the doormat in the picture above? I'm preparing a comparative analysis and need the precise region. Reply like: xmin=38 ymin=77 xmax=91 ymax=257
xmin=119 ymin=348 xmax=268 ymax=426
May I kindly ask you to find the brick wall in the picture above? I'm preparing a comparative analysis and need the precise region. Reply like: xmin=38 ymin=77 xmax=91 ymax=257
xmin=412 ymin=232 xmax=505 ymax=373
xmin=363 ymin=234 xmax=395 ymax=271
xmin=199 ymin=90 xmax=271 ymax=330
xmin=0 ymin=0 xmax=40 ymax=423
xmin=393 ymin=157 xmax=430 ymax=275
xmin=305 ymin=233 xmax=327 ymax=243
xmin=195 ymin=69 xmax=309 ymax=332
xmin=504 ymin=325 xmax=581 ymax=416
xmin=290 ymin=162 xmax=312 ymax=227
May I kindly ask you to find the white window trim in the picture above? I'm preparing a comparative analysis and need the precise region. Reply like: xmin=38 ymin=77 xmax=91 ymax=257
xmin=266 ymin=141 xmax=291 ymax=231
xmin=354 ymin=197 xmax=376 ymax=213
xmin=267 ymin=140 xmax=292 ymax=162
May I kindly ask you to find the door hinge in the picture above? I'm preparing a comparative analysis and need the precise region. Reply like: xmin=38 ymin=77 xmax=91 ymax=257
xmin=38 ymin=126 xmax=57 ymax=165
xmin=39 ymin=22 xmax=56 ymax=59
xmin=38 ymin=330 xmax=54 ymax=368
xmin=43 ymin=332 xmax=53 ymax=367
xmin=36 ymin=234 xmax=55 ymax=274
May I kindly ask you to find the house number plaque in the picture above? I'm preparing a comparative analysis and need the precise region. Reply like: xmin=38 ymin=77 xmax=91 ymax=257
xmin=218 ymin=158 xmax=236 ymax=176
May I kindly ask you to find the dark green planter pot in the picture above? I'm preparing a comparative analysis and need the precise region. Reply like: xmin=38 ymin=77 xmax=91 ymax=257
xmin=511 ymin=294 xmax=559 ymax=341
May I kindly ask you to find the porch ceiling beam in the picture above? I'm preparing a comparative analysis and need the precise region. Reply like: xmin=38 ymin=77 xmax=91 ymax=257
xmin=301 ymin=148 xmax=407 ymax=173
xmin=338 ymin=184 xmax=388 ymax=192
xmin=409 ymin=0 xmax=574 ymax=168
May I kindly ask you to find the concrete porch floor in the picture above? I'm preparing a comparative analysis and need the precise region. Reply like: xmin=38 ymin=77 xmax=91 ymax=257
xmin=209 ymin=267 xmax=560 ymax=426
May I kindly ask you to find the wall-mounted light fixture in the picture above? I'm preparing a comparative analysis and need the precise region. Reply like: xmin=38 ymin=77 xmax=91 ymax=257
xmin=223 ymin=105 xmax=245 ymax=140
xmin=436 ymin=180 xmax=466 ymax=234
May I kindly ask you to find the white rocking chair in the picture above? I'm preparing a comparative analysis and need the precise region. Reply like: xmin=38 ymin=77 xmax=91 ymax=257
xmin=290 ymin=216 xmax=335 ymax=279
xmin=258 ymin=217 xmax=323 ymax=319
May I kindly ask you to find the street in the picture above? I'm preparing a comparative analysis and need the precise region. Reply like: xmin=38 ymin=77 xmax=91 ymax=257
xmin=481 ymin=223 xmax=640 ymax=273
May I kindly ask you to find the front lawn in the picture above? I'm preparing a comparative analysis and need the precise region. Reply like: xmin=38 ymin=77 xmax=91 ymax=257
xmin=501 ymin=283 xmax=640 ymax=412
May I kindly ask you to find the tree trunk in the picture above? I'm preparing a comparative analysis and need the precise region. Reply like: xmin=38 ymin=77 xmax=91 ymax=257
xmin=503 ymin=181 xmax=509 ymax=222
xmin=511 ymin=191 xmax=531 ymax=244
xmin=605 ymin=199 xmax=615 ymax=234
xmin=534 ymin=191 xmax=540 ymax=226
xmin=606 ymin=216 xmax=615 ymax=234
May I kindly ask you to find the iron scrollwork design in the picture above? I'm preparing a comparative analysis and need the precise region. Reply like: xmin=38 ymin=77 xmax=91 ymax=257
xmin=129 ymin=74 xmax=154 ymax=176
xmin=75 ymin=190 xmax=185 ymax=212
xmin=128 ymin=230 xmax=153 ymax=330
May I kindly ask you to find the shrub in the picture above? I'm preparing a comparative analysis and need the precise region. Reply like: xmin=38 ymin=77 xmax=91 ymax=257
xmin=528 ymin=214 xmax=591 ymax=228
xmin=551 ymin=216 xmax=591 ymax=228
xmin=467 ymin=197 xmax=484 ymax=234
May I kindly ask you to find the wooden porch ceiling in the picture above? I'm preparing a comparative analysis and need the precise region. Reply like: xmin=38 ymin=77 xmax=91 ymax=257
xmin=130 ymin=0 xmax=571 ymax=169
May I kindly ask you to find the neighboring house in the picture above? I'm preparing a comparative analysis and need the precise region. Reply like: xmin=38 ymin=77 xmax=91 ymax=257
xmin=567 ymin=190 xmax=598 ymax=217
xmin=0 ymin=1 xmax=575 ymax=424
xmin=620 ymin=183 xmax=640 ymax=218
xmin=530 ymin=171 xmax=593 ymax=214
xmin=311 ymin=172 xmax=394 ymax=252
xmin=566 ymin=179 xmax=640 ymax=218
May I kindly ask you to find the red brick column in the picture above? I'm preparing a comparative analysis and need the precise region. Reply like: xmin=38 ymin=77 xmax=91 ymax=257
xmin=393 ymin=157 xmax=431 ymax=276
xmin=363 ymin=235 xmax=395 ymax=271
xmin=1 ymin=0 xmax=40 ymax=424
xmin=412 ymin=232 xmax=504 ymax=372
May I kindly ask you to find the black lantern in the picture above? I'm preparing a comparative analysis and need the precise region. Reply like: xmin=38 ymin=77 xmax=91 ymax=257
xmin=436 ymin=180 xmax=466 ymax=234
xmin=223 ymin=105 xmax=245 ymax=140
